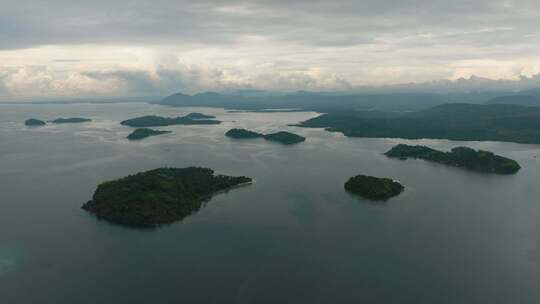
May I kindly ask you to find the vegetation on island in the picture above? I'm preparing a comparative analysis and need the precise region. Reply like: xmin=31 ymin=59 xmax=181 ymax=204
xmin=127 ymin=128 xmax=172 ymax=140
xmin=82 ymin=167 xmax=252 ymax=227
xmin=298 ymin=103 xmax=540 ymax=144
xmin=344 ymin=175 xmax=404 ymax=201
xmin=121 ymin=113 xmax=220 ymax=127
xmin=225 ymin=128 xmax=263 ymax=139
xmin=385 ymin=144 xmax=521 ymax=174
xmin=225 ymin=128 xmax=306 ymax=144
xmin=157 ymin=91 xmax=446 ymax=112
xmin=184 ymin=112 xmax=216 ymax=119
xmin=24 ymin=118 xmax=46 ymax=126
xmin=52 ymin=117 xmax=92 ymax=123
xmin=264 ymin=131 xmax=306 ymax=144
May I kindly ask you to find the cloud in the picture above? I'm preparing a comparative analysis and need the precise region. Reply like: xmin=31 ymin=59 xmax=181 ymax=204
xmin=2 ymin=0 xmax=540 ymax=50
xmin=2 ymin=0 xmax=540 ymax=99
xmin=0 ymin=62 xmax=356 ymax=99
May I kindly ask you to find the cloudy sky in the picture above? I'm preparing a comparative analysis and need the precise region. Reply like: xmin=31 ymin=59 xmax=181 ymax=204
xmin=1 ymin=0 xmax=540 ymax=100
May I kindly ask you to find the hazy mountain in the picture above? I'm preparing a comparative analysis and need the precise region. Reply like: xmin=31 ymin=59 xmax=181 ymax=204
xmin=157 ymin=91 xmax=450 ymax=112
xmin=486 ymin=95 xmax=540 ymax=107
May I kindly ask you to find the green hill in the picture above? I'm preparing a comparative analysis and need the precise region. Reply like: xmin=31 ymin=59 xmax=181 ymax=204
xmin=298 ymin=103 xmax=540 ymax=144
xmin=82 ymin=167 xmax=252 ymax=227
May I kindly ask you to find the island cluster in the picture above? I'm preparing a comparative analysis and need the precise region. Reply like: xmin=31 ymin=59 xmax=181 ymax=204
xmin=24 ymin=117 xmax=92 ymax=126
xmin=23 ymin=105 xmax=525 ymax=227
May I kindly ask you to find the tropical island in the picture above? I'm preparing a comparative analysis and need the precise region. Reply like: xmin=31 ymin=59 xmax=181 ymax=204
xmin=385 ymin=144 xmax=521 ymax=174
xmin=297 ymin=103 xmax=540 ymax=144
xmin=52 ymin=117 xmax=92 ymax=123
xmin=184 ymin=112 xmax=216 ymax=119
xmin=127 ymin=128 xmax=172 ymax=140
xmin=121 ymin=113 xmax=220 ymax=127
xmin=344 ymin=175 xmax=404 ymax=201
xmin=24 ymin=118 xmax=46 ymax=126
xmin=82 ymin=167 xmax=252 ymax=227
xmin=264 ymin=132 xmax=306 ymax=144
xmin=225 ymin=128 xmax=306 ymax=144
xmin=225 ymin=128 xmax=263 ymax=139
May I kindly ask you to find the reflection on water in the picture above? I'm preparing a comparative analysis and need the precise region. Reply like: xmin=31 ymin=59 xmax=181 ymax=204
xmin=0 ymin=249 xmax=19 ymax=277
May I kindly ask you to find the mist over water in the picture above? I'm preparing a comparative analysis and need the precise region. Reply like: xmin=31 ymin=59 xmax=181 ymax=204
xmin=1 ymin=103 xmax=540 ymax=303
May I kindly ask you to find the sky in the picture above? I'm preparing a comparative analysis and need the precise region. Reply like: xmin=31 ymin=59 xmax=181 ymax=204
xmin=2 ymin=0 xmax=540 ymax=100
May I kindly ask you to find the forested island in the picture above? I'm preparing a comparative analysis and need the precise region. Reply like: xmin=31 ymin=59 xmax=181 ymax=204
xmin=225 ymin=128 xmax=263 ymax=139
xmin=297 ymin=103 xmax=540 ymax=144
xmin=127 ymin=128 xmax=172 ymax=140
xmin=121 ymin=113 xmax=220 ymax=127
xmin=385 ymin=144 xmax=521 ymax=174
xmin=344 ymin=175 xmax=404 ymax=201
xmin=264 ymin=132 xmax=306 ymax=144
xmin=52 ymin=117 xmax=92 ymax=123
xmin=82 ymin=167 xmax=252 ymax=227
xmin=24 ymin=118 xmax=46 ymax=126
xmin=184 ymin=112 xmax=216 ymax=119
xmin=225 ymin=128 xmax=306 ymax=144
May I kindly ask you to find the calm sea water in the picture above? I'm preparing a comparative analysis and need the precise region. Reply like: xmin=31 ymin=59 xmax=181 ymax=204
xmin=1 ymin=103 xmax=540 ymax=304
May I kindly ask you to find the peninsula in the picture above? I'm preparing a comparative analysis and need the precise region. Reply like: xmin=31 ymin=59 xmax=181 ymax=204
xmin=82 ymin=167 xmax=252 ymax=227
xmin=127 ymin=128 xmax=172 ymax=140
xmin=121 ymin=113 xmax=220 ymax=127
xmin=225 ymin=128 xmax=306 ymax=145
xmin=297 ymin=103 xmax=540 ymax=145
xmin=345 ymin=175 xmax=404 ymax=201
xmin=385 ymin=144 xmax=521 ymax=174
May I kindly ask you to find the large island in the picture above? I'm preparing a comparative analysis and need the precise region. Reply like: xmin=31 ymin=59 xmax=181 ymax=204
xmin=225 ymin=128 xmax=306 ymax=145
xmin=385 ymin=144 xmax=520 ymax=174
xmin=297 ymin=103 xmax=540 ymax=145
xmin=82 ymin=167 xmax=252 ymax=227
xmin=121 ymin=113 xmax=220 ymax=127
xmin=344 ymin=175 xmax=404 ymax=201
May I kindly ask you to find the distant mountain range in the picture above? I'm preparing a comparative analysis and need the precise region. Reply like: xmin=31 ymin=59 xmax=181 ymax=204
xmin=156 ymin=91 xmax=449 ymax=112
xmin=156 ymin=89 xmax=540 ymax=112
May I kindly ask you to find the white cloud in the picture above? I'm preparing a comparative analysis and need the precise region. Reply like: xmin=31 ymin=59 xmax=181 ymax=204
xmin=2 ymin=0 xmax=540 ymax=99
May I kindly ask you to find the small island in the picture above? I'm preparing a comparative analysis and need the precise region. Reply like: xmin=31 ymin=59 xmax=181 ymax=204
xmin=184 ymin=112 xmax=216 ymax=119
xmin=225 ymin=128 xmax=306 ymax=145
xmin=52 ymin=117 xmax=92 ymax=124
xmin=385 ymin=144 xmax=521 ymax=174
xmin=345 ymin=175 xmax=404 ymax=201
xmin=121 ymin=113 xmax=220 ymax=127
xmin=24 ymin=118 xmax=46 ymax=126
xmin=82 ymin=167 xmax=252 ymax=227
xmin=264 ymin=131 xmax=306 ymax=145
xmin=127 ymin=128 xmax=172 ymax=140
xmin=225 ymin=128 xmax=264 ymax=139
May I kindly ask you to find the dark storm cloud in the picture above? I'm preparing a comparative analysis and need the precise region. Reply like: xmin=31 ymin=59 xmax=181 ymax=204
xmin=1 ymin=0 xmax=540 ymax=50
